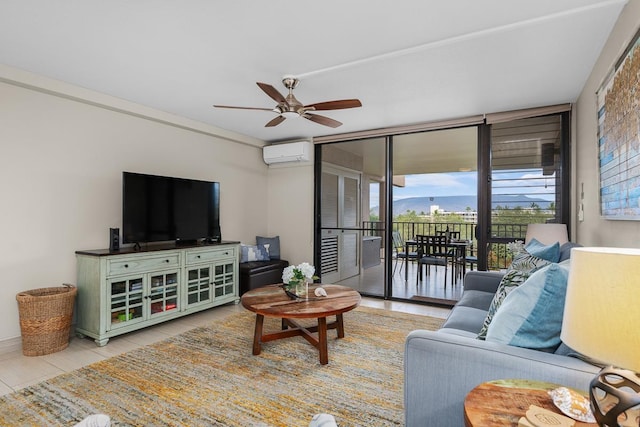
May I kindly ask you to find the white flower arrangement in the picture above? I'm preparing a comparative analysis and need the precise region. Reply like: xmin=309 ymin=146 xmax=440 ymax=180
xmin=282 ymin=262 xmax=319 ymax=290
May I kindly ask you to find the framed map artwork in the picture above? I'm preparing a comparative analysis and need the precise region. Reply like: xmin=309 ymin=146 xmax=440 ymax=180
xmin=597 ymin=28 xmax=640 ymax=220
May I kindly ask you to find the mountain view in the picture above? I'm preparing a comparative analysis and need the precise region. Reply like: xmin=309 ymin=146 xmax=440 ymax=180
xmin=370 ymin=195 xmax=554 ymax=217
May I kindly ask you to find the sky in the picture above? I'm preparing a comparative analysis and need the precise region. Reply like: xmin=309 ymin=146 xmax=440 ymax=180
xmin=392 ymin=172 xmax=477 ymax=200
xmin=370 ymin=170 xmax=555 ymax=203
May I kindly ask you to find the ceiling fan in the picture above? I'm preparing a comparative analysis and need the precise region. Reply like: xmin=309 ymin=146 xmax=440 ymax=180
xmin=213 ymin=76 xmax=362 ymax=128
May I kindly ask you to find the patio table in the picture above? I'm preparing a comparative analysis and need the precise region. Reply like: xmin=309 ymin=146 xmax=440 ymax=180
xmin=405 ymin=239 xmax=470 ymax=282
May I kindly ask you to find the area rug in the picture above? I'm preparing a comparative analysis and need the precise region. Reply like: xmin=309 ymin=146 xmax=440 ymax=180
xmin=0 ymin=306 xmax=443 ymax=426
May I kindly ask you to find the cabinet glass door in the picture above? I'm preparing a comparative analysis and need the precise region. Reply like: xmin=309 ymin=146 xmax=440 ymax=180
xmin=109 ymin=277 xmax=144 ymax=329
xmin=149 ymin=271 xmax=179 ymax=317
xmin=186 ymin=266 xmax=212 ymax=306
xmin=213 ymin=262 xmax=235 ymax=297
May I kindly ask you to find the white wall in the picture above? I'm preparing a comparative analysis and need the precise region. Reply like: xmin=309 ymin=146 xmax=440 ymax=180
xmin=0 ymin=70 xmax=271 ymax=344
xmin=574 ymin=0 xmax=640 ymax=247
xmin=266 ymin=162 xmax=315 ymax=265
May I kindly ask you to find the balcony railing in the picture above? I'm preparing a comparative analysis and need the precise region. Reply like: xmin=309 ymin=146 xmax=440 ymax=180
xmin=363 ymin=221 xmax=528 ymax=271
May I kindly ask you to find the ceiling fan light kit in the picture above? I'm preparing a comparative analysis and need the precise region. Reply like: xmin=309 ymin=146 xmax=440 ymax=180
xmin=214 ymin=77 xmax=361 ymax=128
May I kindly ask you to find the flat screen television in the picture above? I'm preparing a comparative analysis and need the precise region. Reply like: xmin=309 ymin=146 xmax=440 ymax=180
xmin=122 ymin=172 xmax=221 ymax=245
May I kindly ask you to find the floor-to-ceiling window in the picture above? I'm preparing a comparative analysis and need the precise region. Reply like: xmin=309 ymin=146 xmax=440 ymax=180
xmin=314 ymin=107 xmax=571 ymax=305
xmin=481 ymin=112 xmax=571 ymax=270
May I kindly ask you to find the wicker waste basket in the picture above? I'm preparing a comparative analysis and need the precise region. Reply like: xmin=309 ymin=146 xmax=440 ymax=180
xmin=16 ymin=284 xmax=77 ymax=356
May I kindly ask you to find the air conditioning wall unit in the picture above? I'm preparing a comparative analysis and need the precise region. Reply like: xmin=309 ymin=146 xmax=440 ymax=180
xmin=263 ymin=141 xmax=312 ymax=164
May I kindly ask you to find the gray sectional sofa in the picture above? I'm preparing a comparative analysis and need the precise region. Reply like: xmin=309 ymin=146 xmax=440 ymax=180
xmin=404 ymin=243 xmax=600 ymax=427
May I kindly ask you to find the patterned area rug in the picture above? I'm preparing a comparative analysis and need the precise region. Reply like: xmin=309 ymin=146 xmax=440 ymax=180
xmin=0 ymin=306 xmax=443 ymax=426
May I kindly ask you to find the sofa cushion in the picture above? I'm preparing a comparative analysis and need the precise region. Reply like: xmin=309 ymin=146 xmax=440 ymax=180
xmin=485 ymin=260 xmax=570 ymax=351
xmin=477 ymin=250 xmax=551 ymax=339
xmin=440 ymin=305 xmax=489 ymax=335
xmin=525 ymin=238 xmax=560 ymax=262
xmin=559 ymin=242 xmax=581 ymax=262
xmin=554 ymin=342 xmax=606 ymax=366
xmin=454 ymin=289 xmax=495 ymax=312
xmin=437 ymin=327 xmax=479 ymax=339
xmin=256 ymin=235 xmax=281 ymax=260
xmin=240 ymin=244 xmax=270 ymax=262
xmin=239 ymin=259 xmax=288 ymax=275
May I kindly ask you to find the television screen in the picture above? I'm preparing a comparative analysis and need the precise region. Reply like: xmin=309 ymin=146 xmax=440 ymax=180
xmin=122 ymin=172 xmax=220 ymax=244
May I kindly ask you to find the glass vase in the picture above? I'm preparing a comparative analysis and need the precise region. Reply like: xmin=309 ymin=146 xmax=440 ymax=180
xmin=295 ymin=279 xmax=309 ymax=299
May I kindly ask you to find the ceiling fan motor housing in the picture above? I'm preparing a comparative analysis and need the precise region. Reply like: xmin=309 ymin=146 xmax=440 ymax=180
xmin=282 ymin=76 xmax=299 ymax=89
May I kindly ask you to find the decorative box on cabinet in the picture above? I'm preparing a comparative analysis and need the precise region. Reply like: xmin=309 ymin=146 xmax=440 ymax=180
xmin=75 ymin=241 xmax=239 ymax=346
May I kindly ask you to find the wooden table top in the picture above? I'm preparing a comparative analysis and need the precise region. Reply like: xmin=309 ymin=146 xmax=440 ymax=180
xmin=241 ymin=284 xmax=361 ymax=319
xmin=464 ymin=379 xmax=594 ymax=427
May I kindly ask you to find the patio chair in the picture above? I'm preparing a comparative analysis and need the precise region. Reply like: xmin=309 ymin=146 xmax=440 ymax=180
xmin=392 ymin=231 xmax=417 ymax=274
xmin=465 ymin=255 xmax=478 ymax=270
xmin=436 ymin=229 xmax=461 ymax=241
xmin=465 ymin=227 xmax=479 ymax=271
xmin=415 ymin=234 xmax=450 ymax=286
xmin=436 ymin=229 xmax=466 ymax=281
xmin=464 ymin=239 xmax=478 ymax=270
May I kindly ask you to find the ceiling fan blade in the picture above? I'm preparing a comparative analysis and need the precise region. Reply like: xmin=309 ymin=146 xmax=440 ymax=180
xmin=265 ymin=115 xmax=286 ymax=127
xmin=303 ymin=113 xmax=342 ymax=128
xmin=305 ymin=99 xmax=362 ymax=111
xmin=213 ymin=105 xmax=274 ymax=111
xmin=257 ymin=82 xmax=287 ymax=104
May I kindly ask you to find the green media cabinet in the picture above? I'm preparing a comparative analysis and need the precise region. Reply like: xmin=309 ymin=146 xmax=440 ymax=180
xmin=75 ymin=241 xmax=240 ymax=346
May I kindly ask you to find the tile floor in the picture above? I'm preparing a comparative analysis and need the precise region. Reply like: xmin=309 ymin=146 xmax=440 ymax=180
xmin=0 ymin=298 xmax=450 ymax=397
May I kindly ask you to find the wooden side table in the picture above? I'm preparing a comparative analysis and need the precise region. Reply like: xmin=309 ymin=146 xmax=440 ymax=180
xmin=464 ymin=379 xmax=594 ymax=426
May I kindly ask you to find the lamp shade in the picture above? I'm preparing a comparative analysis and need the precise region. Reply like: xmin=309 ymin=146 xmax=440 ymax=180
xmin=524 ymin=223 xmax=568 ymax=245
xmin=561 ymin=247 xmax=640 ymax=372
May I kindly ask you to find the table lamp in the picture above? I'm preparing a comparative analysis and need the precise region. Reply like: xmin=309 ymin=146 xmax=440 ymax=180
xmin=524 ymin=223 xmax=569 ymax=245
xmin=561 ymin=247 xmax=640 ymax=426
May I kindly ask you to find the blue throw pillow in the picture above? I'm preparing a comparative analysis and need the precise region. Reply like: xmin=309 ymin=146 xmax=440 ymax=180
xmin=525 ymin=238 xmax=560 ymax=263
xmin=485 ymin=259 xmax=570 ymax=351
xmin=240 ymin=244 xmax=270 ymax=263
xmin=476 ymin=250 xmax=552 ymax=340
xmin=256 ymin=236 xmax=280 ymax=260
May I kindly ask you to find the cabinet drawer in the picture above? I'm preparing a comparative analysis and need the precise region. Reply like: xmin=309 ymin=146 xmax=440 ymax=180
xmin=186 ymin=247 xmax=236 ymax=265
xmin=108 ymin=254 xmax=180 ymax=276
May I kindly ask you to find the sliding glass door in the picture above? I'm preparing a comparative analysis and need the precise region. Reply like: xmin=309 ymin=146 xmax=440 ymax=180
xmin=391 ymin=127 xmax=478 ymax=303
xmin=318 ymin=138 xmax=387 ymax=297
xmin=316 ymin=128 xmax=479 ymax=304
xmin=320 ymin=164 xmax=361 ymax=283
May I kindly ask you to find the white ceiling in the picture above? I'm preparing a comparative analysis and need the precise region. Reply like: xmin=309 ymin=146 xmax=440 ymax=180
xmin=0 ymin=0 xmax=627 ymax=144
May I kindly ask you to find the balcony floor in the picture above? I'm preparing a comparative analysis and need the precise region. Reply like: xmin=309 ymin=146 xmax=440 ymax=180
xmin=335 ymin=257 xmax=465 ymax=307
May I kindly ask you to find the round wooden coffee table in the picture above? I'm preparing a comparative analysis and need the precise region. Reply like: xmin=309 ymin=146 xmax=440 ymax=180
xmin=241 ymin=284 xmax=361 ymax=365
